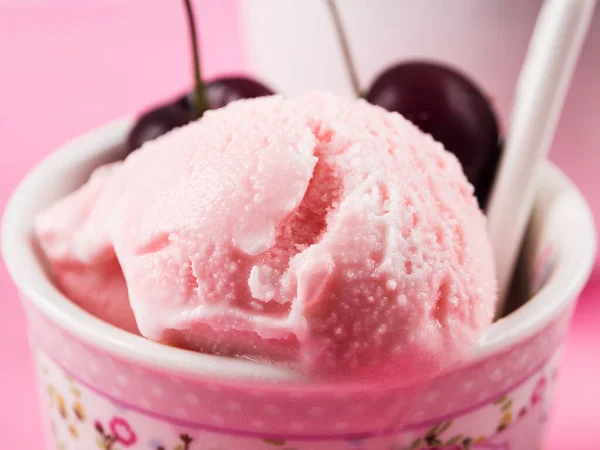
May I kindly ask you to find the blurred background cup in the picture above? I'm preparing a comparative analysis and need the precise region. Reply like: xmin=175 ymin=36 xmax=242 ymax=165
xmin=240 ymin=0 xmax=542 ymax=127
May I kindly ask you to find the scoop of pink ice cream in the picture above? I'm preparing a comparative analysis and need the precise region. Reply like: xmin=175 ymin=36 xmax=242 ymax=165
xmin=35 ymin=92 xmax=496 ymax=382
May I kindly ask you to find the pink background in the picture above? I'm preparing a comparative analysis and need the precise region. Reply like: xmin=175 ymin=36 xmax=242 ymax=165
xmin=0 ymin=1 xmax=598 ymax=448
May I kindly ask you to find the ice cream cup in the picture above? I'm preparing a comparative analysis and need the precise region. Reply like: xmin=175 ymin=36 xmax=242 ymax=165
xmin=2 ymin=117 xmax=596 ymax=450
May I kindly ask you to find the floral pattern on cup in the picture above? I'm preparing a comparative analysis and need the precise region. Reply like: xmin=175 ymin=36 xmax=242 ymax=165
xmin=156 ymin=434 xmax=194 ymax=450
xmin=45 ymin=367 xmax=87 ymax=446
xmin=392 ymin=384 xmax=548 ymax=450
xmin=530 ymin=377 xmax=547 ymax=406
xmin=94 ymin=417 xmax=137 ymax=449
xmin=34 ymin=346 xmax=560 ymax=450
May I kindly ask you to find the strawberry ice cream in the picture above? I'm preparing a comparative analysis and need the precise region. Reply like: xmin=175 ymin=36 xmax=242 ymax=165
xmin=35 ymin=92 xmax=497 ymax=382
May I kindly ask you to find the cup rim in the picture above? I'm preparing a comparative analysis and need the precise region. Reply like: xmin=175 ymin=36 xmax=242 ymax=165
xmin=2 ymin=117 xmax=597 ymax=385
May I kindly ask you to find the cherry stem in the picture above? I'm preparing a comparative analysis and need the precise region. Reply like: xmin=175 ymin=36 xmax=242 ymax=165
xmin=183 ymin=0 xmax=209 ymax=118
xmin=325 ymin=0 xmax=361 ymax=98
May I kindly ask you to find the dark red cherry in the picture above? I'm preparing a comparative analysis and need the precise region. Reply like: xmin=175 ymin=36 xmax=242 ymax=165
xmin=127 ymin=77 xmax=273 ymax=152
xmin=127 ymin=94 xmax=193 ymax=152
xmin=205 ymin=76 xmax=274 ymax=109
xmin=366 ymin=61 xmax=501 ymax=208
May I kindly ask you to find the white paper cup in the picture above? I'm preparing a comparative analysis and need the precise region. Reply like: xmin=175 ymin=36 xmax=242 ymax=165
xmin=2 ymin=118 xmax=596 ymax=450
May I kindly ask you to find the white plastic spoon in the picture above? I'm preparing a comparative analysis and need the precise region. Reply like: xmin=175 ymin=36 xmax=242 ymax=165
xmin=487 ymin=0 xmax=596 ymax=316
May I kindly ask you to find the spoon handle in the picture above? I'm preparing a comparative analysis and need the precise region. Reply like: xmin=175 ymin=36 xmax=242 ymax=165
xmin=487 ymin=0 xmax=596 ymax=316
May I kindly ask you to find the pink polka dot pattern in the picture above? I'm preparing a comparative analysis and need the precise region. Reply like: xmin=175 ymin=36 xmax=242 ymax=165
xmin=25 ymin=297 xmax=573 ymax=438
xmin=34 ymin=341 xmax=562 ymax=449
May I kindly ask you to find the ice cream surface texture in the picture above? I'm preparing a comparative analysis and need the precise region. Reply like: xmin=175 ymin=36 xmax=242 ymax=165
xmin=35 ymin=92 xmax=497 ymax=382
